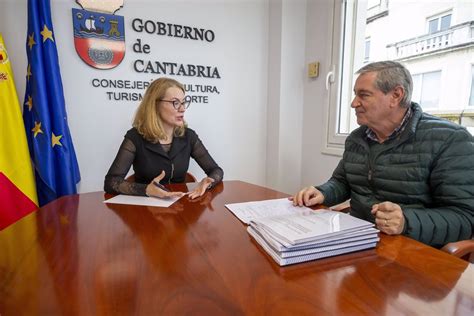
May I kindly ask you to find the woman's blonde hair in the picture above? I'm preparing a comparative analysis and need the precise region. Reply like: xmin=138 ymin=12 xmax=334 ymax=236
xmin=133 ymin=77 xmax=186 ymax=143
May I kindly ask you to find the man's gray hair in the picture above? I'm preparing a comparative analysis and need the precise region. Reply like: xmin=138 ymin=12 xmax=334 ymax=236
xmin=356 ymin=61 xmax=413 ymax=108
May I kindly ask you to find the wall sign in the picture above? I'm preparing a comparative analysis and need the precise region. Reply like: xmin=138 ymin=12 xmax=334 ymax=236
xmin=72 ymin=0 xmax=221 ymax=104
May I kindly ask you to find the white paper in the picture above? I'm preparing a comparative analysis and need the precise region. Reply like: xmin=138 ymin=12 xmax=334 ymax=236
xmin=103 ymin=194 xmax=182 ymax=207
xmin=225 ymin=198 xmax=313 ymax=224
xmin=226 ymin=198 xmax=378 ymax=265
xmin=252 ymin=226 xmax=379 ymax=252
xmin=251 ymin=210 xmax=374 ymax=245
xmin=248 ymin=226 xmax=377 ymax=266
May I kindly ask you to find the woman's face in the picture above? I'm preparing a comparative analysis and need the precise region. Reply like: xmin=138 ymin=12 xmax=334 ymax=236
xmin=157 ymin=86 xmax=187 ymax=129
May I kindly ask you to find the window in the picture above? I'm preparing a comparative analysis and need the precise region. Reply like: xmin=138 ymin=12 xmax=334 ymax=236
xmin=364 ymin=38 xmax=371 ymax=62
xmin=324 ymin=0 xmax=472 ymax=154
xmin=428 ymin=13 xmax=452 ymax=34
xmin=323 ymin=0 xmax=366 ymax=153
xmin=440 ymin=14 xmax=451 ymax=30
xmin=412 ymin=71 xmax=441 ymax=109
xmin=428 ymin=19 xmax=438 ymax=34
xmin=470 ymin=65 xmax=474 ymax=106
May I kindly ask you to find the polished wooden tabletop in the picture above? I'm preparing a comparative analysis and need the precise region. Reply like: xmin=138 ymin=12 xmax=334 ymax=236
xmin=0 ymin=180 xmax=472 ymax=315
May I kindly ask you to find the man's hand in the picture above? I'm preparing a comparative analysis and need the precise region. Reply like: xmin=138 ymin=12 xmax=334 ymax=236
xmin=289 ymin=186 xmax=324 ymax=207
xmin=188 ymin=177 xmax=215 ymax=200
xmin=371 ymin=201 xmax=405 ymax=235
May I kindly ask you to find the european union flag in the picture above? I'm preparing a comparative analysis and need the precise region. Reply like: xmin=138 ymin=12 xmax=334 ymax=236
xmin=23 ymin=0 xmax=80 ymax=206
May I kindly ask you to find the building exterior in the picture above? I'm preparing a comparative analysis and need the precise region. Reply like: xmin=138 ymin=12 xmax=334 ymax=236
xmin=363 ymin=0 xmax=474 ymax=132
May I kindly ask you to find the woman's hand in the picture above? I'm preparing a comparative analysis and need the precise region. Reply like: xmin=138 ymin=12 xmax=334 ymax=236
xmin=188 ymin=177 xmax=215 ymax=200
xmin=289 ymin=186 xmax=325 ymax=207
xmin=146 ymin=171 xmax=185 ymax=199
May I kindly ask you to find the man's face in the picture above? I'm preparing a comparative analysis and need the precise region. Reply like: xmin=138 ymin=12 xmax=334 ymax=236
xmin=351 ymin=72 xmax=394 ymax=128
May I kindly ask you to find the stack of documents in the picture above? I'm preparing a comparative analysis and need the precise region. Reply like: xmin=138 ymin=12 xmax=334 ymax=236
xmin=225 ymin=198 xmax=379 ymax=266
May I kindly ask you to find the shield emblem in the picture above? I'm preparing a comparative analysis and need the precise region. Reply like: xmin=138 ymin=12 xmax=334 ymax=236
xmin=72 ymin=8 xmax=125 ymax=69
xmin=0 ymin=41 xmax=9 ymax=82
xmin=0 ymin=42 xmax=9 ymax=65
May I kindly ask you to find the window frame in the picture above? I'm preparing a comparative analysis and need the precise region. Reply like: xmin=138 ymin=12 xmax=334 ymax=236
xmin=427 ymin=11 xmax=452 ymax=34
xmin=364 ymin=37 xmax=371 ymax=62
xmin=322 ymin=0 xmax=367 ymax=156
xmin=469 ymin=64 xmax=474 ymax=107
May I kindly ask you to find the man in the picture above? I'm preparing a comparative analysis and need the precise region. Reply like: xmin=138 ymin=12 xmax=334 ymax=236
xmin=292 ymin=61 xmax=473 ymax=247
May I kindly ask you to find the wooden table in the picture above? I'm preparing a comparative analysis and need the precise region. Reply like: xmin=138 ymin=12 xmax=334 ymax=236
xmin=1 ymin=181 xmax=472 ymax=315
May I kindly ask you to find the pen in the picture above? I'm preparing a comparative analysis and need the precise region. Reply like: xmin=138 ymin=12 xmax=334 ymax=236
xmin=153 ymin=181 xmax=170 ymax=192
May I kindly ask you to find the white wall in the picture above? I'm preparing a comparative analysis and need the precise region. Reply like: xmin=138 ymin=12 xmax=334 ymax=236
xmin=265 ymin=0 xmax=306 ymax=194
xmin=266 ymin=0 xmax=341 ymax=194
xmin=0 ymin=0 xmax=341 ymax=196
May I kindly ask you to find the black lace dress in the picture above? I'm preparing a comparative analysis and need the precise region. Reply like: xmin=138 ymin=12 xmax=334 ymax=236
xmin=104 ymin=128 xmax=223 ymax=195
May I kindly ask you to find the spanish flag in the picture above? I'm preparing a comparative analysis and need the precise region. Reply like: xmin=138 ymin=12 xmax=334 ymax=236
xmin=0 ymin=34 xmax=38 ymax=230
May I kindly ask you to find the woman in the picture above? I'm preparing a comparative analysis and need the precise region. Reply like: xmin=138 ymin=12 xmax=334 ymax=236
xmin=104 ymin=77 xmax=223 ymax=200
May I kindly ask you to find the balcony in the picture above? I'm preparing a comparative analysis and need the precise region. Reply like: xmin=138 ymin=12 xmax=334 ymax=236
xmin=429 ymin=109 xmax=474 ymax=136
xmin=387 ymin=21 xmax=474 ymax=60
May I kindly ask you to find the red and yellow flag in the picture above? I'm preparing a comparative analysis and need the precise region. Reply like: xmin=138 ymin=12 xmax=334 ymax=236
xmin=0 ymin=33 xmax=38 ymax=230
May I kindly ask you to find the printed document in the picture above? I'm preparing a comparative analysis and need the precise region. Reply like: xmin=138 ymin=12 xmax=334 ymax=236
xmin=248 ymin=225 xmax=378 ymax=266
xmin=226 ymin=198 xmax=378 ymax=266
xmin=225 ymin=198 xmax=314 ymax=224
xmin=104 ymin=194 xmax=182 ymax=207
xmin=251 ymin=210 xmax=374 ymax=245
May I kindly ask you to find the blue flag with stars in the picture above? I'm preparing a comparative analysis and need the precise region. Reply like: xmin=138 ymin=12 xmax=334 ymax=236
xmin=23 ymin=0 xmax=80 ymax=206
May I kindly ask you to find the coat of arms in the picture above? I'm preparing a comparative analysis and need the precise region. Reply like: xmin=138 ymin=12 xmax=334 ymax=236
xmin=0 ymin=41 xmax=9 ymax=81
xmin=72 ymin=0 xmax=125 ymax=69
xmin=0 ymin=42 xmax=9 ymax=65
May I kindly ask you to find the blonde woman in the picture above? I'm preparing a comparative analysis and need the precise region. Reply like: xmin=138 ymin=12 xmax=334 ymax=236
xmin=104 ymin=78 xmax=223 ymax=199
